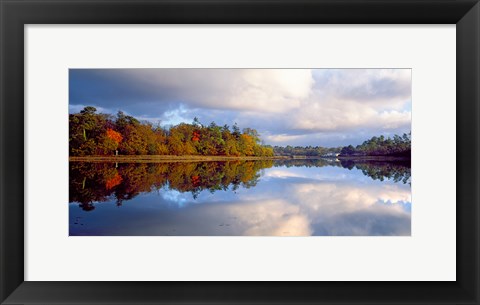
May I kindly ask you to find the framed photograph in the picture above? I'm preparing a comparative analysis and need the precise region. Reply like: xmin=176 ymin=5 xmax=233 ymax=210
xmin=1 ymin=0 xmax=479 ymax=304
xmin=67 ymin=68 xmax=413 ymax=237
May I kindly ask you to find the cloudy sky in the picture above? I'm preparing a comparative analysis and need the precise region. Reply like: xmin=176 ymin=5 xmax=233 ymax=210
xmin=69 ymin=68 xmax=411 ymax=147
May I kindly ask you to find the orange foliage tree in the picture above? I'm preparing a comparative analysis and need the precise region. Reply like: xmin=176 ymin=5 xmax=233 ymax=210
xmin=103 ymin=128 xmax=123 ymax=155
xmin=192 ymin=131 xmax=200 ymax=142
xmin=106 ymin=128 xmax=123 ymax=144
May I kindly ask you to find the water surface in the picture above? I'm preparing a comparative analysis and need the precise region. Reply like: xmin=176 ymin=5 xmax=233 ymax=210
xmin=69 ymin=159 xmax=411 ymax=236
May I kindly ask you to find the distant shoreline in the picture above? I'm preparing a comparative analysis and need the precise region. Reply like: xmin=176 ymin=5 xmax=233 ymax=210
xmin=69 ymin=155 xmax=289 ymax=163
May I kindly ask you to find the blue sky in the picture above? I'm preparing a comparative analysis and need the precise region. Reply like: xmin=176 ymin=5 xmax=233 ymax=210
xmin=69 ymin=68 xmax=411 ymax=147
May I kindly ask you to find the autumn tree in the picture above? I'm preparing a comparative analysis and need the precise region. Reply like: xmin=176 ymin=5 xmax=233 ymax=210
xmin=102 ymin=128 xmax=123 ymax=155
xmin=70 ymin=107 xmax=275 ymax=157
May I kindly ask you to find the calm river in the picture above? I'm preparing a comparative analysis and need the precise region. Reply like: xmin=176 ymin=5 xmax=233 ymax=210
xmin=69 ymin=159 xmax=411 ymax=236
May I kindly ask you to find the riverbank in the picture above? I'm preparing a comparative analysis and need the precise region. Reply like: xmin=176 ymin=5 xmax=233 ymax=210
xmin=69 ymin=155 xmax=290 ymax=163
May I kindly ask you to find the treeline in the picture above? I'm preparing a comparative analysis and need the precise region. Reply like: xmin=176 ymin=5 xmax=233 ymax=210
xmin=273 ymin=146 xmax=342 ymax=157
xmin=340 ymin=133 xmax=411 ymax=157
xmin=69 ymin=106 xmax=274 ymax=157
xmin=273 ymin=133 xmax=411 ymax=159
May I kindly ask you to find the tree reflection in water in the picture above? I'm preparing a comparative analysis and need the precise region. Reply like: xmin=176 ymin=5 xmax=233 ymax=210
xmin=339 ymin=159 xmax=411 ymax=184
xmin=69 ymin=158 xmax=410 ymax=211
xmin=69 ymin=160 xmax=273 ymax=211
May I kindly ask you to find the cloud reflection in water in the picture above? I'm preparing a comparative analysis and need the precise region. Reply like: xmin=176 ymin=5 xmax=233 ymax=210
xmin=69 ymin=160 xmax=411 ymax=236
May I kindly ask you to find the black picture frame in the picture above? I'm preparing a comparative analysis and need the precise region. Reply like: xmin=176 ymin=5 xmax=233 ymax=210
xmin=1 ymin=0 xmax=479 ymax=304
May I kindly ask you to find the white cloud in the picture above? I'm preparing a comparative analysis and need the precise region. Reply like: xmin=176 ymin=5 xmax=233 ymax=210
xmin=315 ymin=69 xmax=411 ymax=107
xmin=282 ymin=69 xmax=412 ymax=133
xmin=232 ymin=69 xmax=313 ymax=112
xmin=264 ymin=133 xmax=306 ymax=143
xmin=120 ymin=69 xmax=315 ymax=113
xmin=290 ymin=99 xmax=411 ymax=132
